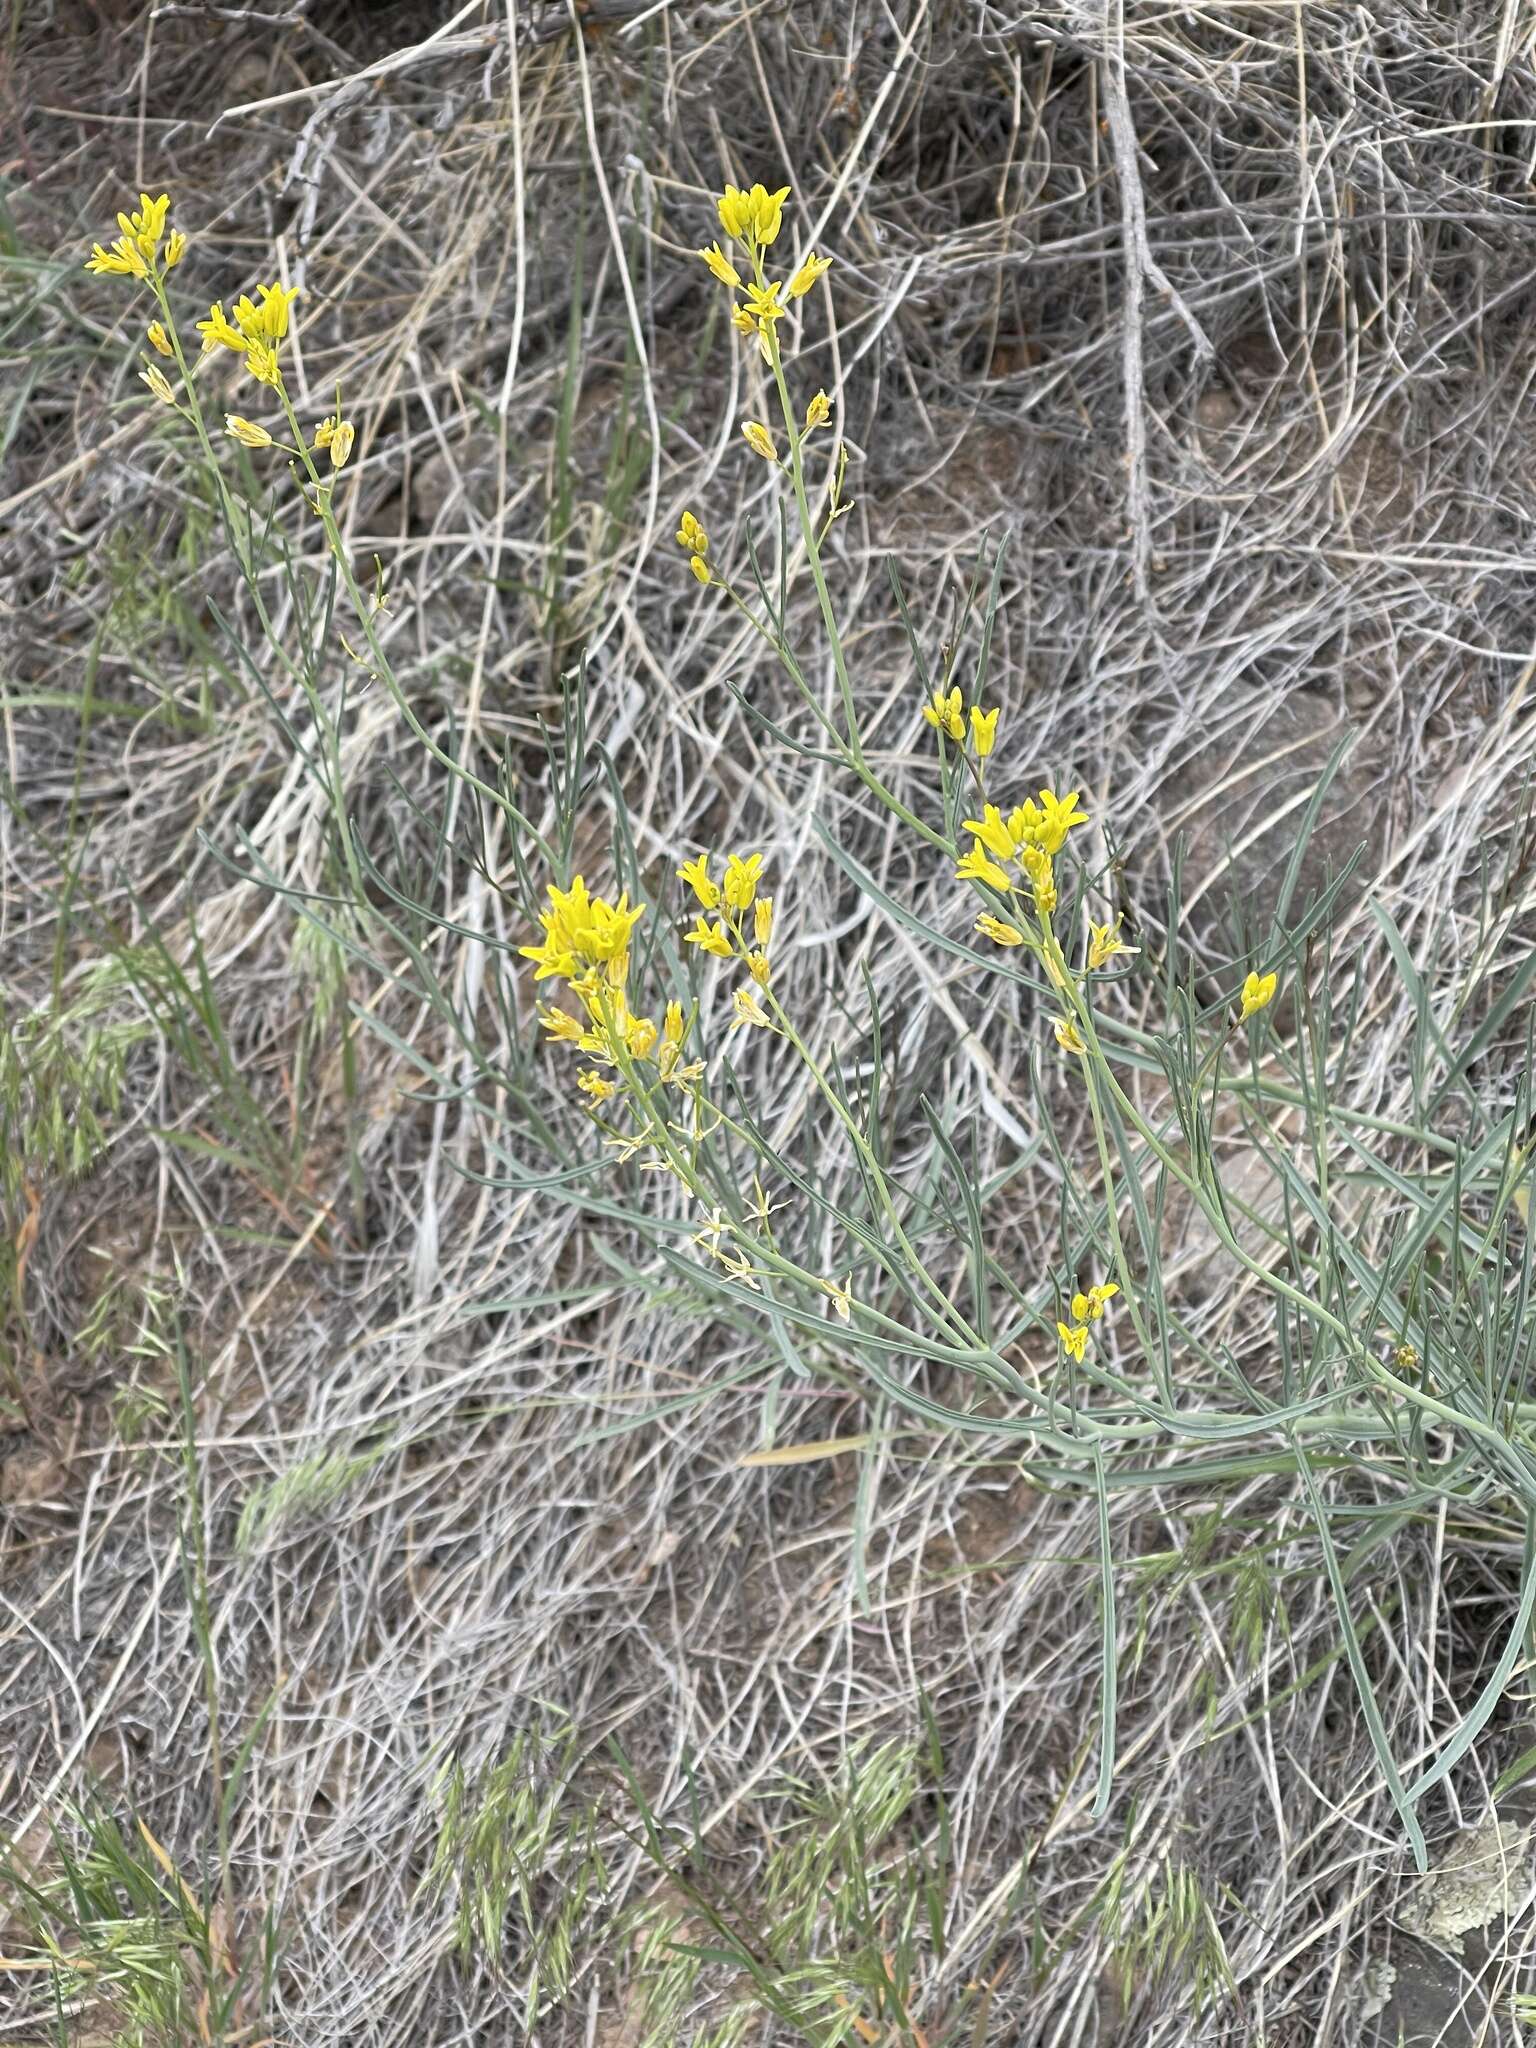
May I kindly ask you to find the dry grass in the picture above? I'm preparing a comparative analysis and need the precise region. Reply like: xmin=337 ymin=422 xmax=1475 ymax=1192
xmin=6 ymin=3 xmax=1536 ymax=2044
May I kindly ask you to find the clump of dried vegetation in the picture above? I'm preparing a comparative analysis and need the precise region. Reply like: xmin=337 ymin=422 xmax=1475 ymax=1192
xmin=7 ymin=4 xmax=1536 ymax=2045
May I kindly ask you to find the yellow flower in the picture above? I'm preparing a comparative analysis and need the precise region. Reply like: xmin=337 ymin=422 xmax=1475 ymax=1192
xmin=1036 ymin=787 xmax=1089 ymax=855
xmin=577 ymin=1069 xmax=617 ymax=1103
xmin=804 ymin=389 xmax=832 ymax=432
xmin=722 ymin=852 xmax=764 ymax=911
xmin=85 ymin=235 xmax=148 ymax=280
xmin=922 ymin=686 xmax=965 ymax=741
xmin=197 ymin=301 xmax=247 ymax=353
xmin=1022 ymin=846 xmax=1056 ymax=915
xmin=698 ymin=241 xmax=742 ymax=287
xmin=224 ymin=414 xmax=273 ymax=449
xmin=1008 ymin=800 xmax=1042 ymax=848
xmin=329 ymin=420 xmax=355 ymax=470
xmin=116 ymin=191 xmax=169 ymax=258
xmin=663 ymin=1002 xmax=686 ymax=1046
xmin=164 ymin=230 xmax=186 ymax=269
xmin=245 ymin=341 xmax=282 ymax=388
xmin=753 ymin=896 xmax=774 ymax=946
xmin=788 ymin=251 xmax=832 ymax=297
xmin=233 ymin=281 xmax=300 ymax=344
xmin=1241 ymin=969 xmax=1278 ymax=1018
xmin=1071 ymin=1283 xmax=1119 ymax=1322
xmin=975 ymin=914 xmax=1025 ymax=947
xmin=541 ymin=1006 xmax=586 ymax=1045
xmin=741 ymin=420 xmax=778 ymax=462
xmin=626 ymin=1014 xmax=658 ymax=1059
xmin=732 ymin=986 xmax=772 ymax=1029
xmin=956 ymin=848 xmax=1013 ymax=892
xmin=146 ymin=322 xmax=172 ymax=357
xmin=747 ymin=949 xmax=772 ymax=986
xmin=684 ymin=916 xmax=733 ymax=959
xmin=678 ymin=854 xmax=720 ymax=909
xmin=969 ymin=705 xmax=999 ymax=758
xmin=519 ymin=876 xmax=646 ymax=986
xmin=140 ymin=364 xmax=175 ymax=405
xmin=744 ymin=278 xmax=785 ymax=327
xmin=1054 ymin=1016 xmax=1086 ymax=1054
xmin=824 ymin=1274 xmax=853 ymax=1321
xmin=689 ymin=555 xmax=711 ymax=585
xmin=677 ymin=510 xmax=708 ymax=555
xmin=730 ymin=305 xmax=757 ymax=339
xmin=1058 ymin=1320 xmax=1089 ymax=1362
xmin=718 ymin=181 xmax=790 ymax=248
xmin=1393 ymin=1341 xmax=1419 ymax=1372
xmin=962 ymin=805 xmax=1015 ymax=860
xmin=1088 ymin=917 xmax=1137 ymax=971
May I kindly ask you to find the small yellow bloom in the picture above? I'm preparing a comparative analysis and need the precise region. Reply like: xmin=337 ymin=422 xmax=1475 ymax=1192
xmin=233 ymin=280 xmax=300 ymax=344
xmin=753 ymin=897 xmax=774 ymax=946
xmin=224 ymin=414 xmax=272 ymax=450
xmin=962 ymin=806 xmax=1015 ymax=860
xmin=676 ymin=510 xmax=708 ymax=555
xmin=824 ymin=1274 xmax=853 ymax=1321
xmin=663 ymin=1002 xmax=686 ymax=1046
xmin=788 ymin=251 xmax=832 ymax=297
xmin=1058 ymin=1320 xmax=1089 ymax=1362
xmin=146 ymin=321 xmax=172 ymax=357
xmin=744 ymin=278 xmax=785 ymax=326
xmin=1036 ymin=787 xmax=1089 ymax=855
xmin=1088 ymin=917 xmax=1137 ymax=971
xmin=116 ymin=191 xmax=169 ymax=258
xmin=626 ymin=1015 xmax=658 ymax=1059
xmin=678 ymin=855 xmax=720 ymax=909
xmin=541 ymin=1007 xmax=586 ymax=1045
xmin=804 ymin=389 xmax=832 ymax=432
xmin=85 ymin=235 xmax=148 ymax=280
xmin=970 ymin=705 xmax=999 ymax=758
xmin=684 ymin=916 xmax=733 ymax=959
xmin=732 ymin=985 xmax=772 ymax=1029
xmin=140 ymin=364 xmax=175 ymax=405
xmin=314 ymin=416 xmax=337 ymax=449
xmin=577 ymin=1068 xmax=617 ymax=1103
xmin=730 ymin=304 xmax=757 ymax=339
xmin=747 ymin=949 xmax=772 ymax=986
xmin=922 ymin=685 xmax=966 ymax=741
xmin=245 ymin=340 xmax=281 ymax=388
xmin=1070 ymin=1283 xmax=1119 ymax=1323
xmin=718 ymin=181 xmax=790 ymax=248
xmin=164 ymin=230 xmax=187 ymax=269
xmin=741 ymin=420 xmax=778 ymax=462
xmin=329 ymin=420 xmax=355 ymax=470
xmin=975 ymin=914 xmax=1025 ymax=947
xmin=1393 ymin=1342 xmax=1419 ymax=1372
xmin=1054 ymin=1016 xmax=1086 ymax=1054
xmin=722 ymin=852 xmax=764 ymax=911
xmin=698 ymin=241 xmax=742 ymax=288
xmin=1241 ymin=969 xmax=1278 ymax=1018
xmin=956 ymin=848 xmax=1013 ymax=892
xmin=689 ymin=554 xmax=711 ymax=585
xmin=197 ymin=301 xmax=247 ymax=353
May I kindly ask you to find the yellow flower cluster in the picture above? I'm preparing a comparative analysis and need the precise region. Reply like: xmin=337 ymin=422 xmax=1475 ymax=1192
xmin=197 ymin=281 xmax=300 ymax=389
xmin=922 ymin=686 xmax=998 ymax=758
xmin=520 ymin=878 xmax=697 ymax=1105
xmin=677 ymin=510 xmax=711 ymax=585
xmin=85 ymin=192 xmax=186 ymax=281
xmin=678 ymin=850 xmax=775 ymax=1024
xmin=697 ymin=179 xmax=832 ymax=360
xmin=1057 ymin=1281 xmax=1118 ymax=1359
xmin=957 ymin=789 xmax=1089 ymax=924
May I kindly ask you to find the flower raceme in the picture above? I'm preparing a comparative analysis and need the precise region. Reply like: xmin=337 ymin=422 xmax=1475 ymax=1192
xmin=518 ymin=876 xmax=646 ymax=990
xmin=85 ymin=192 xmax=183 ymax=281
